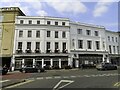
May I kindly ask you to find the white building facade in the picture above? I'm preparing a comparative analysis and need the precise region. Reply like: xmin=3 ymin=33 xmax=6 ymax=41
xmin=12 ymin=16 xmax=71 ymax=70
xmin=70 ymin=22 xmax=109 ymax=68
xmin=11 ymin=16 xmax=119 ymax=70
xmin=105 ymin=30 xmax=120 ymax=65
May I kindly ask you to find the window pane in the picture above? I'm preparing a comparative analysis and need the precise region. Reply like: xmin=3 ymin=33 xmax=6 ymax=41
xmin=29 ymin=20 xmax=32 ymax=24
xmin=55 ymin=42 xmax=59 ymax=49
xmin=109 ymin=45 xmax=112 ymax=53
xmin=36 ymin=31 xmax=40 ymax=38
xmin=47 ymin=31 xmax=50 ymax=37
xmin=78 ymin=40 xmax=83 ymax=49
xmin=87 ymin=41 xmax=92 ymax=49
xmin=77 ymin=29 xmax=82 ymax=34
xmin=19 ymin=30 xmax=23 ymax=37
xmin=28 ymin=31 xmax=32 ymax=37
xmin=37 ymin=21 xmax=40 ymax=24
xmin=36 ymin=42 xmax=40 ymax=49
xmin=95 ymin=31 xmax=98 ymax=36
xmin=55 ymin=22 xmax=58 ymax=25
xmin=62 ymin=22 xmax=65 ymax=26
xmin=47 ymin=21 xmax=51 ymax=25
xmin=63 ymin=42 xmax=66 ymax=50
xmin=20 ymin=20 xmax=24 ymax=24
xmin=47 ymin=42 xmax=50 ymax=49
xmin=27 ymin=42 xmax=31 ymax=49
xmin=96 ymin=41 xmax=100 ymax=50
xmin=55 ymin=31 xmax=58 ymax=38
xmin=18 ymin=42 xmax=22 ymax=49
xmin=86 ymin=30 xmax=91 ymax=35
xmin=62 ymin=31 xmax=66 ymax=38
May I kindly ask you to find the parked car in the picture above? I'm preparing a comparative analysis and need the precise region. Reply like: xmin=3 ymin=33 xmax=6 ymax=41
xmin=96 ymin=63 xmax=117 ymax=70
xmin=0 ymin=66 xmax=8 ymax=75
xmin=19 ymin=65 xmax=45 ymax=73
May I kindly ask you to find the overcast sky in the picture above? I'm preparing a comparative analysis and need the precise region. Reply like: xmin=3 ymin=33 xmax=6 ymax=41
xmin=0 ymin=0 xmax=119 ymax=32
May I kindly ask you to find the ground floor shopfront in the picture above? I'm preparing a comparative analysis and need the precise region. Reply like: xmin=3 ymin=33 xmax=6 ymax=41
xmin=11 ymin=54 xmax=71 ymax=71
xmin=109 ymin=54 xmax=120 ymax=66
xmin=71 ymin=51 xmax=109 ymax=68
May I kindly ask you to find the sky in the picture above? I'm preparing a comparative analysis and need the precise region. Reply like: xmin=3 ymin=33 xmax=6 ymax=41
xmin=0 ymin=0 xmax=119 ymax=32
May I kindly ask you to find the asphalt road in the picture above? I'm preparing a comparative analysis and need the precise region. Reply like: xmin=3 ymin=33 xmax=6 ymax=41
xmin=3 ymin=69 xmax=120 ymax=89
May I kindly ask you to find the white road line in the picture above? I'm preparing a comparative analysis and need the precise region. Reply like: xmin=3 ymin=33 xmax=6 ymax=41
xmin=98 ymin=74 xmax=104 ymax=77
xmin=83 ymin=75 xmax=91 ymax=77
xmin=77 ymin=75 xmax=83 ymax=78
xmin=5 ymin=80 xmax=34 ymax=88
xmin=70 ymin=76 xmax=76 ymax=78
xmin=45 ymin=77 xmax=53 ymax=79
xmin=91 ymin=75 xmax=97 ymax=77
xmin=53 ymin=80 xmax=74 ymax=90
xmin=54 ymin=76 xmax=61 ymax=79
xmin=0 ymin=80 xmax=10 ymax=83
xmin=63 ymin=76 xmax=69 ymax=78
xmin=36 ymin=77 xmax=44 ymax=80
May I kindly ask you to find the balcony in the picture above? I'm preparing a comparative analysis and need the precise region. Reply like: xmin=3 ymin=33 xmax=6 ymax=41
xmin=54 ymin=49 xmax=60 ymax=53
xmin=16 ymin=49 xmax=23 ymax=54
xmin=62 ymin=49 xmax=68 ymax=53
xmin=46 ymin=49 xmax=52 ymax=53
xmin=35 ymin=49 xmax=41 ymax=53
xmin=25 ymin=49 xmax=32 ymax=53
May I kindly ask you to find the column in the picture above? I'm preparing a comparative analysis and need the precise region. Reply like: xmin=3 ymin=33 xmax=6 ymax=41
xmin=11 ymin=56 xmax=15 ymax=71
xmin=50 ymin=59 xmax=53 ymax=67
xmin=22 ymin=59 xmax=25 ymax=68
xmin=42 ymin=59 xmax=44 ymax=68
xmin=59 ymin=59 xmax=61 ymax=68
xmin=68 ymin=58 xmax=71 ymax=66
xmin=75 ymin=60 xmax=79 ymax=68
xmin=33 ymin=59 xmax=35 ymax=68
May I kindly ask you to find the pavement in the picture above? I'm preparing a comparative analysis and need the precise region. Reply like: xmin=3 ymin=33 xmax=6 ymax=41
xmin=0 ymin=68 xmax=120 ymax=89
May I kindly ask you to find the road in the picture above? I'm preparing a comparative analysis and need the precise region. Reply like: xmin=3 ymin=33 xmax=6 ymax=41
xmin=2 ymin=69 xmax=120 ymax=89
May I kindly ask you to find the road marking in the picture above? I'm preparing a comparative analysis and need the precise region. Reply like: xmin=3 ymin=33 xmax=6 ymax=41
xmin=46 ymin=77 xmax=53 ymax=79
xmin=53 ymin=80 xmax=74 ymax=90
xmin=5 ymin=80 xmax=34 ymax=88
xmin=70 ymin=76 xmax=76 ymax=78
xmin=54 ymin=76 xmax=61 ymax=79
xmin=0 ymin=80 xmax=10 ymax=83
xmin=28 ymin=78 xmax=35 ymax=80
xmin=63 ymin=76 xmax=69 ymax=78
xmin=36 ymin=77 xmax=44 ymax=80
xmin=84 ymin=75 xmax=90 ymax=77
xmin=114 ymin=82 xmax=120 ymax=87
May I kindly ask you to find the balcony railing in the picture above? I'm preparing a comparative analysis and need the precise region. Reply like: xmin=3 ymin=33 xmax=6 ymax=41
xmin=54 ymin=49 xmax=60 ymax=53
xmin=35 ymin=49 xmax=41 ymax=53
xmin=62 ymin=49 xmax=68 ymax=53
xmin=16 ymin=49 xmax=23 ymax=54
xmin=25 ymin=49 xmax=32 ymax=53
xmin=46 ymin=49 xmax=52 ymax=53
